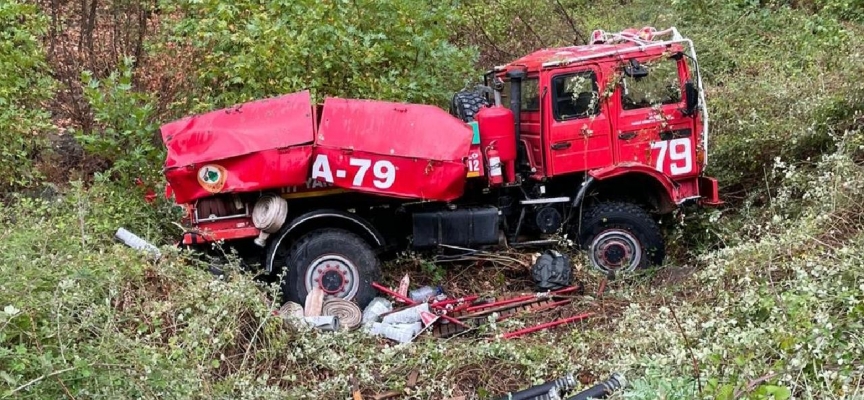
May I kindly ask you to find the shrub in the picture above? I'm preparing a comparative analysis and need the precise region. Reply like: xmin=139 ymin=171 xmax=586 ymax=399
xmin=0 ymin=0 xmax=55 ymax=190
xmin=160 ymin=0 xmax=479 ymax=111
xmin=75 ymin=57 xmax=163 ymax=183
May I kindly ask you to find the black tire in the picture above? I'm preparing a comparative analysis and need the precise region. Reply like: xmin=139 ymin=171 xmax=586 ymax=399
xmin=269 ymin=228 xmax=380 ymax=309
xmin=575 ymin=201 xmax=665 ymax=274
xmin=450 ymin=90 xmax=488 ymax=122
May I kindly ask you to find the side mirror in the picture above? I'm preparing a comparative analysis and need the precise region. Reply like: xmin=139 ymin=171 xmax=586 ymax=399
xmin=624 ymin=59 xmax=649 ymax=79
xmin=684 ymin=80 xmax=698 ymax=116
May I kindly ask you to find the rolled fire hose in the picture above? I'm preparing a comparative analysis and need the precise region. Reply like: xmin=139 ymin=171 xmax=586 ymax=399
xmin=322 ymin=298 xmax=363 ymax=330
xmin=493 ymin=372 xmax=626 ymax=400
xmin=252 ymin=194 xmax=288 ymax=247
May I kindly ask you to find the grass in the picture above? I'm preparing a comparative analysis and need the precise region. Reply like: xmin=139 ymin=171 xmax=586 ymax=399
xmin=1 ymin=133 xmax=862 ymax=399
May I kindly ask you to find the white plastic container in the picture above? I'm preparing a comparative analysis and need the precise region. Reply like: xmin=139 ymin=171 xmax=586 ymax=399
xmin=361 ymin=297 xmax=393 ymax=325
xmin=382 ymin=303 xmax=429 ymax=325
xmin=369 ymin=321 xmax=422 ymax=343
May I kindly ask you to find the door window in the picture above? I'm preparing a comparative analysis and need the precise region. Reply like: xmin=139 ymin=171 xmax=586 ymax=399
xmin=551 ymin=71 xmax=600 ymax=121
xmin=620 ymin=58 xmax=682 ymax=110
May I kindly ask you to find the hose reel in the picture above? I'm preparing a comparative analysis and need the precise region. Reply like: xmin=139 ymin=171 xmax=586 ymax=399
xmin=252 ymin=194 xmax=288 ymax=247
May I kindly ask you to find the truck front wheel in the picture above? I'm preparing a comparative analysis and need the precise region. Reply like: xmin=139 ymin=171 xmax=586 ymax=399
xmin=576 ymin=201 xmax=665 ymax=274
xmin=279 ymin=229 xmax=380 ymax=309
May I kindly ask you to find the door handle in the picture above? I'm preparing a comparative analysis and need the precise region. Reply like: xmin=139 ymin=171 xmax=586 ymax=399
xmin=551 ymin=142 xmax=572 ymax=150
xmin=618 ymin=132 xmax=637 ymax=140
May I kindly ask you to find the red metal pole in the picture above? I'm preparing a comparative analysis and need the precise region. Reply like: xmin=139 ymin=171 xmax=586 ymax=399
xmin=430 ymin=295 xmax=479 ymax=309
xmin=372 ymin=282 xmax=416 ymax=305
xmin=463 ymin=286 xmax=580 ymax=313
xmin=501 ymin=312 xmax=594 ymax=340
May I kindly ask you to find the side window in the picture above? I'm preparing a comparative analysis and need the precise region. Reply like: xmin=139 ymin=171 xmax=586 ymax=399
xmin=620 ymin=58 xmax=682 ymax=110
xmin=552 ymin=71 xmax=600 ymax=121
xmin=502 ymin=78 xmax=540 ymax=111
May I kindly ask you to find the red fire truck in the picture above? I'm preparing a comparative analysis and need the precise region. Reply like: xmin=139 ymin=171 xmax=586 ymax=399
xmin=161 ymin=27 xmax=722 ymax=307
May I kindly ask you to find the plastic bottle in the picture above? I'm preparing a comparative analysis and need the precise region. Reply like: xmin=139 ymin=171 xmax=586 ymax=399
xmin=409 ymin=286 xmax=444 ymax=303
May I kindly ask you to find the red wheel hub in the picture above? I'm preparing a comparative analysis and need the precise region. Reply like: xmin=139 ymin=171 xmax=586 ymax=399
xmin=315 ymin=263 xmax=348 ymax=295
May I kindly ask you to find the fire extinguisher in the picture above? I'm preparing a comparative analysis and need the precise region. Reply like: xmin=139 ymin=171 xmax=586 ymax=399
xmin=486 ymin=142 xmax=503 ymax=186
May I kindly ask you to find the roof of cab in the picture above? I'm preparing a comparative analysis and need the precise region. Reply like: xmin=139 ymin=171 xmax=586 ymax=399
xmin=498 ymin=41 xmax=684 ymax=73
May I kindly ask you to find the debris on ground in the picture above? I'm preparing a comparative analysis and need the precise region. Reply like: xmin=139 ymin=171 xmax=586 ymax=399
xmin=397 ymin=273 xmax=411 ymax=299
xmin=531 ymin=249 xmax=573 ymax=291
xmin=362 ymin=297 xmax=393 ymax=325
xmin=303 ymin=315 xmax=340 ymax=331
xmin=114 ymin=227 xmax=161 ymax=260
xmin=492 ymin=372 xmax=626 ymax=400
xmin=304 ymin=287 xmax=324 ymax=317
xmin=275 ymin=243 xmax=594 ymax=345
xmin=565 ymin=373 xmax=627 ymax=400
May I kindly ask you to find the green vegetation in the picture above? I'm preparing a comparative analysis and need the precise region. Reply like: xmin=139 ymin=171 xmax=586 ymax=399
xmin=1 ymin=0 xmax=863 ymax=398
xmin=0 ymin=0 xmax=55 ymax=188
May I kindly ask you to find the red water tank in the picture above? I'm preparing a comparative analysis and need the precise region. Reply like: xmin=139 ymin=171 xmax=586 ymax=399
xmin=475 ymin=105 xmax=517 ymax=183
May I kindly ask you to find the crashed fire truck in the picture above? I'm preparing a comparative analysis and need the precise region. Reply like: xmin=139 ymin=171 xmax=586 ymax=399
xmin=160 ymin=27 xmax=722 ymax=308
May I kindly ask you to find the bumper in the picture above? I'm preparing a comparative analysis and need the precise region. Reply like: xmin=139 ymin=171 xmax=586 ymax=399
xmin=180 ymin=217 xmax=260 ymax=245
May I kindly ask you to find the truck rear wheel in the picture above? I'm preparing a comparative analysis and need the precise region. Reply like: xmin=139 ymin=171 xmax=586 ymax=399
xmin=278 ymin=229 xmax=380 ymax=309
xmin=576 ymin=201 xmax=665 ymax=274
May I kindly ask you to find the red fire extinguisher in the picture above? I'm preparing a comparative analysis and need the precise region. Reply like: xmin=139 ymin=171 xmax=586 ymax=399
xmin=486 ymin=143 xmax=503 ymax=186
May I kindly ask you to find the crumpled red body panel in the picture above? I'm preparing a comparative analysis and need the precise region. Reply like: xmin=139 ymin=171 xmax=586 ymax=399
xmin=313 ymin=98 xmax=473 ymax=201
xmin=160 ymin=91 xmax=315 ymax=204
xmin=160 ymin=91 xmax=474 ymax=204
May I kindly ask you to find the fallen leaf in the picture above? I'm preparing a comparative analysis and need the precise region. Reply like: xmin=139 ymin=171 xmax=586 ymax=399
xmin=407 ymin=370 xmax=419 ymax=388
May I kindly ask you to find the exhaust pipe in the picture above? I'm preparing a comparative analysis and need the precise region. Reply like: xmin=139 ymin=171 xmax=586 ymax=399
xmin=506 ymin=69 xmax=526 ymax=174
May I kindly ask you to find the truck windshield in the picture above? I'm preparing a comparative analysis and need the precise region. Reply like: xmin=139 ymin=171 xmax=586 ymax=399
xmin=620 ymin=57 xmax=682 ymax=110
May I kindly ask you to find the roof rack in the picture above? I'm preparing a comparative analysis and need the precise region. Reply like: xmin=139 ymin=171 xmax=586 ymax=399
xmin=541 ymin=26 xmax=687 ymax=68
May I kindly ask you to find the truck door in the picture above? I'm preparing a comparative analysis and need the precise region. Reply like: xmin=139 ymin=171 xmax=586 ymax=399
xmin=544 ymin=65 xmax=614 ymax=176
xmin=613 ymin=55 xmax=700 ymax=179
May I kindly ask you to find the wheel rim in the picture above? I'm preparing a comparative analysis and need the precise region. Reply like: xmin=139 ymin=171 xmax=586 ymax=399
xmin=589 ymin=229 xmax=642 ymax=273
xmin=304 ymin=254 xmax=360 ymax=299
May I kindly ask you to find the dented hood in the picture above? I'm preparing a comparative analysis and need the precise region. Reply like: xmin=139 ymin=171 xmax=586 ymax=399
xmin=162 ymin=91 xmax=315 ymax=169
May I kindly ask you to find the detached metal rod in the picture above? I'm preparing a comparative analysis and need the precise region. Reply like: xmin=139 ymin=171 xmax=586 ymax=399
xmin=430 ymin=295 xmax=479 ymax=309
xmin=463 ymin=286 xmax=580 ymax=313
xmin=372 ymin=282 xmax=416 ymax=305
xmin=502 ymin=312 xmax=594 ymax=339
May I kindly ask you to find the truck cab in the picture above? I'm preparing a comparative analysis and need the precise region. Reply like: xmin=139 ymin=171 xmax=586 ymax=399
xmin=482 ymin=27 xmax=719 ymax=210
